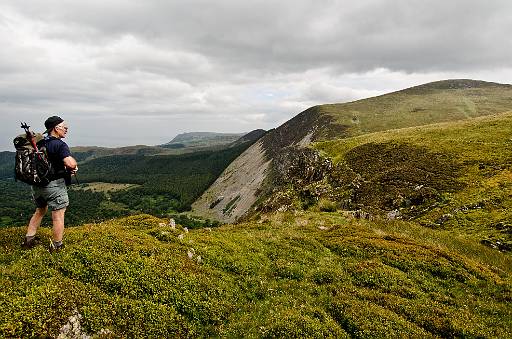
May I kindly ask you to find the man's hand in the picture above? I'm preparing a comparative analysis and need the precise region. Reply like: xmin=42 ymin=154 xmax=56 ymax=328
xmin=63 ymin=156 xmax=78 ymax=174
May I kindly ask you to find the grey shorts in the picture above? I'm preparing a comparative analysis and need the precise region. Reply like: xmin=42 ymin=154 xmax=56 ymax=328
xmin=31 ymin=178 xmax=69 ymax=211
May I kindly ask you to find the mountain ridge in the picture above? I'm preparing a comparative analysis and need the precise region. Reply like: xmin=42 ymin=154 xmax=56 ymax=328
xmin=192 ymin=79 xmax=512 ymax=223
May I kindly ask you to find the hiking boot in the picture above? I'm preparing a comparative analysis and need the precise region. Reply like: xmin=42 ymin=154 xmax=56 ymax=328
xmin=21 ymin=236 xmax=40 ymax=249
xmin=48 ymin=242 xmax=65 ymax=254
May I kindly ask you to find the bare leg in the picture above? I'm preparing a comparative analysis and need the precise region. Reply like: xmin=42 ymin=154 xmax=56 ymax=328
xmin=51 ymin=208 xmax=66 ymax=242
xmin=26 ymin=207 xmax=48 ymax=236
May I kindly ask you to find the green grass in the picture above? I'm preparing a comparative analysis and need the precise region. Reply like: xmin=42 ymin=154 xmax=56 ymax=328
xmin=318 ymin=80 xmax=512 ymax=138
xmin=1 ymin=212 xmax=510 ymax=337
xmin=313 ymin=111 xmax=512 ymax=250
xmin=72 ymin=182 xmax=139 ymax=193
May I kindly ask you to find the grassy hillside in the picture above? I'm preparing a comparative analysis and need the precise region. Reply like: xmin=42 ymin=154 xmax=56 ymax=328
xmin=3 ymin=101 xmax=511 ymax=337
xmin=308 ymin=111 xmax=512 ymax=251
xmin=262 ymin=79 xmax=512 ymax=152
xmin=1 ymin=212 xmax=510 ymax=337
xmin=318 ymin=79 xmax=512 ymax=139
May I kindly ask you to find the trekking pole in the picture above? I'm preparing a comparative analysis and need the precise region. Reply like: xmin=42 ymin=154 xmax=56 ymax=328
xmin=21 ymin=122 xmax=46 ymax=163
xmin=21 ymin=122 xmax=38 ymax=151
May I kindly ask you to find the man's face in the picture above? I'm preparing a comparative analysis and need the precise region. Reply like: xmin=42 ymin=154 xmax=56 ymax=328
xmin=54 ymin=122 xmax=69 ymax=138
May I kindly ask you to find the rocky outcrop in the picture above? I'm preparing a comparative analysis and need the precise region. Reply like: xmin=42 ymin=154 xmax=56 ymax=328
xmin=191 ymin=105 xmax=347 ymax=223
xmin=258 ymin=142 xmax=465 ymax=221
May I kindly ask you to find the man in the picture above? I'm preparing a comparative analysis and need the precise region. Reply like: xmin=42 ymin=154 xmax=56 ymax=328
xmin=21 ymin=116 xmax=78 ymax=252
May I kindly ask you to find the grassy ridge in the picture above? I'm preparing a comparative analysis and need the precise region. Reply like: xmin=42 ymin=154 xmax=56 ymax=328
xmin=315 ymin=111 xmax=512 ymax=250
xmin=1 ymin=213 xmax=510 ymax=337
xmin=319 ymin=80 xmax=512 ymax=138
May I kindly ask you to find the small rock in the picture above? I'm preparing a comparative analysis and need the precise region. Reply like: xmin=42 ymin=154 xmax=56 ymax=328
xmin=495 ymin=222 xmax=506 ymax=229
xmin=178 ymin=234 xmax=185 ymax=240
xmin=57 ymin=310 xmax=90 ymax=339
xmin=387 ymin=209 xmax=400 ymax=220
xmin=169 ymin=218 xmax=176 ymax=229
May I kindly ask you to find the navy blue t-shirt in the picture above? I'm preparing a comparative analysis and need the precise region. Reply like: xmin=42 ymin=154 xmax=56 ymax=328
xmin=44 ymin=136 xmax=72 ymax=183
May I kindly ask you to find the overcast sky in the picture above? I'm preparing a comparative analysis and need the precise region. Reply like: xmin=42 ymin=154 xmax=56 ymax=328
xmin=1 ymin=0 xmax=511 ymax=150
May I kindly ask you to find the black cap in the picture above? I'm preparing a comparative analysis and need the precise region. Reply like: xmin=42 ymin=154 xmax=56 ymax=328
xmin=44 ymin=116 xmax=64 ymax=134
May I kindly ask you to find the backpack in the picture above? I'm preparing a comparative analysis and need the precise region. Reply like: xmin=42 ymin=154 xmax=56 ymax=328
xmin=13 ymin=123 xmax=53 ymax=186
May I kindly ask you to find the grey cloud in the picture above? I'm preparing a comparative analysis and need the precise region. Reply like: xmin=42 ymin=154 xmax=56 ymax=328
xmin=1 ymin=0 xmax=511 ymax=150
xmin=5 ymin=0 xmax=511 ymax=74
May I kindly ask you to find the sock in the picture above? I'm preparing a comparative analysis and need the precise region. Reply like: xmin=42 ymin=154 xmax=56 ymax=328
xmin=25 ymin=235 xmax=36 ymax=241
xmin=52 ymin=240 xmax=63 ymax=248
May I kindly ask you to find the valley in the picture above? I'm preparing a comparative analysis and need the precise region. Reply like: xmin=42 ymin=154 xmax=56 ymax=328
xmin=0 ymin=132 xmax=260 ymax=228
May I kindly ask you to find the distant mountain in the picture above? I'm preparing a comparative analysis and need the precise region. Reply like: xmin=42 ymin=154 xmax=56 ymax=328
xmin=1 ymin=130 xmax=265 ymax=179
xmin=161 ymin=132 xmax=246 ymax=149
xmin=192 ymin=79 xmax=512 ymax=223
xmin=1 ymin=139 xmax=260 ymax=227
xmin=72 ymin=131 xmax=262 ymax=162
xmin=1 ymin=130 xmax=264 ymax=227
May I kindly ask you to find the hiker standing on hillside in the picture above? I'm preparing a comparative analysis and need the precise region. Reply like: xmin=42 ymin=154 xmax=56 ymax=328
xmin=22 ymin=116 xmax=78 ymax=252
